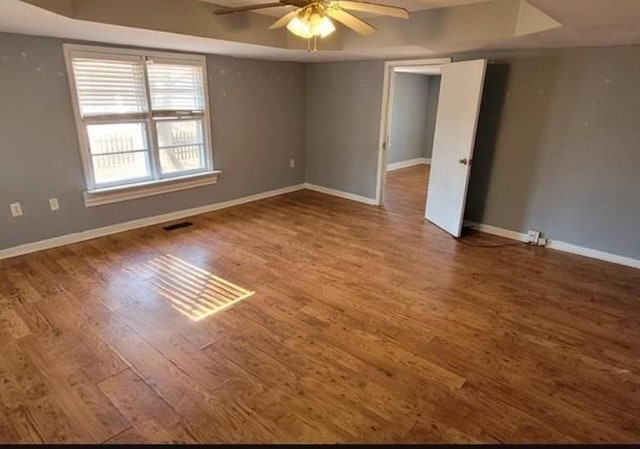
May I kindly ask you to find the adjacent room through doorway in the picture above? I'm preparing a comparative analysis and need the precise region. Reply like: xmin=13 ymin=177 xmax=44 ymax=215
xmin=384 ymin=70 xmax=441 ymax=215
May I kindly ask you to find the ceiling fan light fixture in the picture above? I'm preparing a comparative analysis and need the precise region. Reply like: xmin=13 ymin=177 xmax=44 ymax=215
xmin=287 ymin=15 xmax=314 ymax=39
xmin=224 ymin=0 xmax=411 ymax=43
xmin=315 ymin=16 xmax=336 ymax=38
xmin=286 ymin=7 xmax=336 ymax=39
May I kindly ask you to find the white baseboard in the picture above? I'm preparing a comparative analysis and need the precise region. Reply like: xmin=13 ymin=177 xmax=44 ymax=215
xmin=546 ymin=240 xmax=640 ymax=270
xmin=304 ymin=183 xmax=378 ymax=206
xmin=7 ymin=189 xmax=636 ymax=271
xmin=464 ymin=221 xmax=530 ymax=243
xmin=0 ymin=184 xmax=306 ymax=261
xmin=464 ymin=221 xmax=640 ymax=270
xmin=387 ymin=158 xmax=431 ymax=172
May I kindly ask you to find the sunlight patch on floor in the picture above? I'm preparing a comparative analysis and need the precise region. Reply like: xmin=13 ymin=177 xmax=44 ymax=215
xmin=143 ymin=254 xmax=255 ymax=321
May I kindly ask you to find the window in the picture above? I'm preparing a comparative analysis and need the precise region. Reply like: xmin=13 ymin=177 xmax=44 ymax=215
xmin=64 ymin=45 xmax=218 ymax=206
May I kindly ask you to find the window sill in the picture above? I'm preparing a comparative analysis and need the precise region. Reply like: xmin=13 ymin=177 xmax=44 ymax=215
xmin=84 ymin=171 xmax=221 ymax=207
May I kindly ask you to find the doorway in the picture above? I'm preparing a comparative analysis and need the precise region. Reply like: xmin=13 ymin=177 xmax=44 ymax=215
xmin=384 ymin=68 xmax=441 ymax=216
xmin=376 ymin=58 xmax=487 ymax=237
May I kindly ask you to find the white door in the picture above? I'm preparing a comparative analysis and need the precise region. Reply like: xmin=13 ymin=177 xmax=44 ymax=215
xmin=425 ymin=59 xmax=487 ymax=237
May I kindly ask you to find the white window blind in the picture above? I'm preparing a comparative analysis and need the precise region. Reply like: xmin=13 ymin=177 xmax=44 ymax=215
xmin=147 ymin=62 xmax=206 ymax=112
xmin=71 ymin=57 xmax=148 ymax=118
xmin=65 ymin=46 xmax=213 ymax=192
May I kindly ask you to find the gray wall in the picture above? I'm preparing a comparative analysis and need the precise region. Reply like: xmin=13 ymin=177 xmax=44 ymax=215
xmin=423 ymin=76 xmax=441 ymax=160
xmin=465 ymin=46 xmax=640 ymax=259
xmin=305 ymin=60 xmax=384 ymax=199
xmin=388 ymin=73 xmax=433 ymax=164
xmin=388 ymin=73 xmax=428 ymax=164
xmin=304 ymin=46 xmax=640 ymax=260
xmin=2 ymin=32 xmax=640 ymax=261
xmin=0 ymin=32 xmax=305 ymax=250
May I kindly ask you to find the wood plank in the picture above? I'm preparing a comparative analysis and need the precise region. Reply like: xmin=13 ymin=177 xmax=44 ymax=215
xmin=98 ymin=369 xmax=199 ymax=444
xmin=17 ymin=338 xmax=129 ymax=442
xmin=103 ymin=426 xmax=150 ymax=445
xmin=0 ymin=343 xmax=90 ymax=443
xmin=0 ymin=306 xmax=31 ymax=341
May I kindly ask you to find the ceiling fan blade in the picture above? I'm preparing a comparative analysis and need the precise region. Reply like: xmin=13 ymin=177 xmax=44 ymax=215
xmin=336 ymin=1 xmax=409 ymax=19
xmin=279 ymin=0 xmax=310 ymax=6
xmin=214 ymin=2 xmax=284 ymax=15
xmin=326 ymin=8 xmax=376 ymax=35
xmin=269 ymin=9 xmax=302 ymax=29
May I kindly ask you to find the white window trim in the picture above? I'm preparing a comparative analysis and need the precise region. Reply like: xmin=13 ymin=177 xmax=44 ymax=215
xmin=84 ymin=170 xmax=221 ymax=207
xmin=63 ymin=43 xmax=219 ymax=207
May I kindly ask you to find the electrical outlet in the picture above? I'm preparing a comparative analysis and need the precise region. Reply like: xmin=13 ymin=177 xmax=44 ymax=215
xmin=527 ymin=230 xmax=541 ymax=244
xmin=10 ymin=202 xmax=23 ymax=217
xmin=49 ymin=198 xmax=60 ymax=211
xmin=289 ymin=158 xmax=295 ymax=168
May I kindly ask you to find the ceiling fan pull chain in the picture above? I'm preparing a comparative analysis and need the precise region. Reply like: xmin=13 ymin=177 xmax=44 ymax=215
xmin=306 ymin=36 xmax=318 ymax=53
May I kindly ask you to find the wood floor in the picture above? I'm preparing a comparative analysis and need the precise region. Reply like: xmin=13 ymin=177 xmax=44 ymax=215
xmin=1 ymin=164 xmax=639 ymax=443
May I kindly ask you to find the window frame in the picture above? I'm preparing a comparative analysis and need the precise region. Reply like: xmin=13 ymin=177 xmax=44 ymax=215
xmin=63 ymin=44 xmax=218 ymax=205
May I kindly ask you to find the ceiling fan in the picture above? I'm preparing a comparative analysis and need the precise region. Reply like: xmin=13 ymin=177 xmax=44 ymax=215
xmin=214 ymin=1 xmax=410 ymax=45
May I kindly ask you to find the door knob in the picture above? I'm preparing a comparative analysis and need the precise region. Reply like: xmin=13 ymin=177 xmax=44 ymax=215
xmin=458 ymin=158 xmax=469 ymax=165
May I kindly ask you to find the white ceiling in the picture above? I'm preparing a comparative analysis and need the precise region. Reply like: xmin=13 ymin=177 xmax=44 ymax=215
xmin=0 ymin=0 xmax=389 ymax=61
xmin=2 ymin=0 xmax=640 ymax=62
xmin=0 ymin=0 xmax=307 ymax=61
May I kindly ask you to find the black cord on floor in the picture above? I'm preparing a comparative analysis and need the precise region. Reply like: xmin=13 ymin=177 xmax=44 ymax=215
xmin=454 ymin=237 xmax=532 ymax=248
